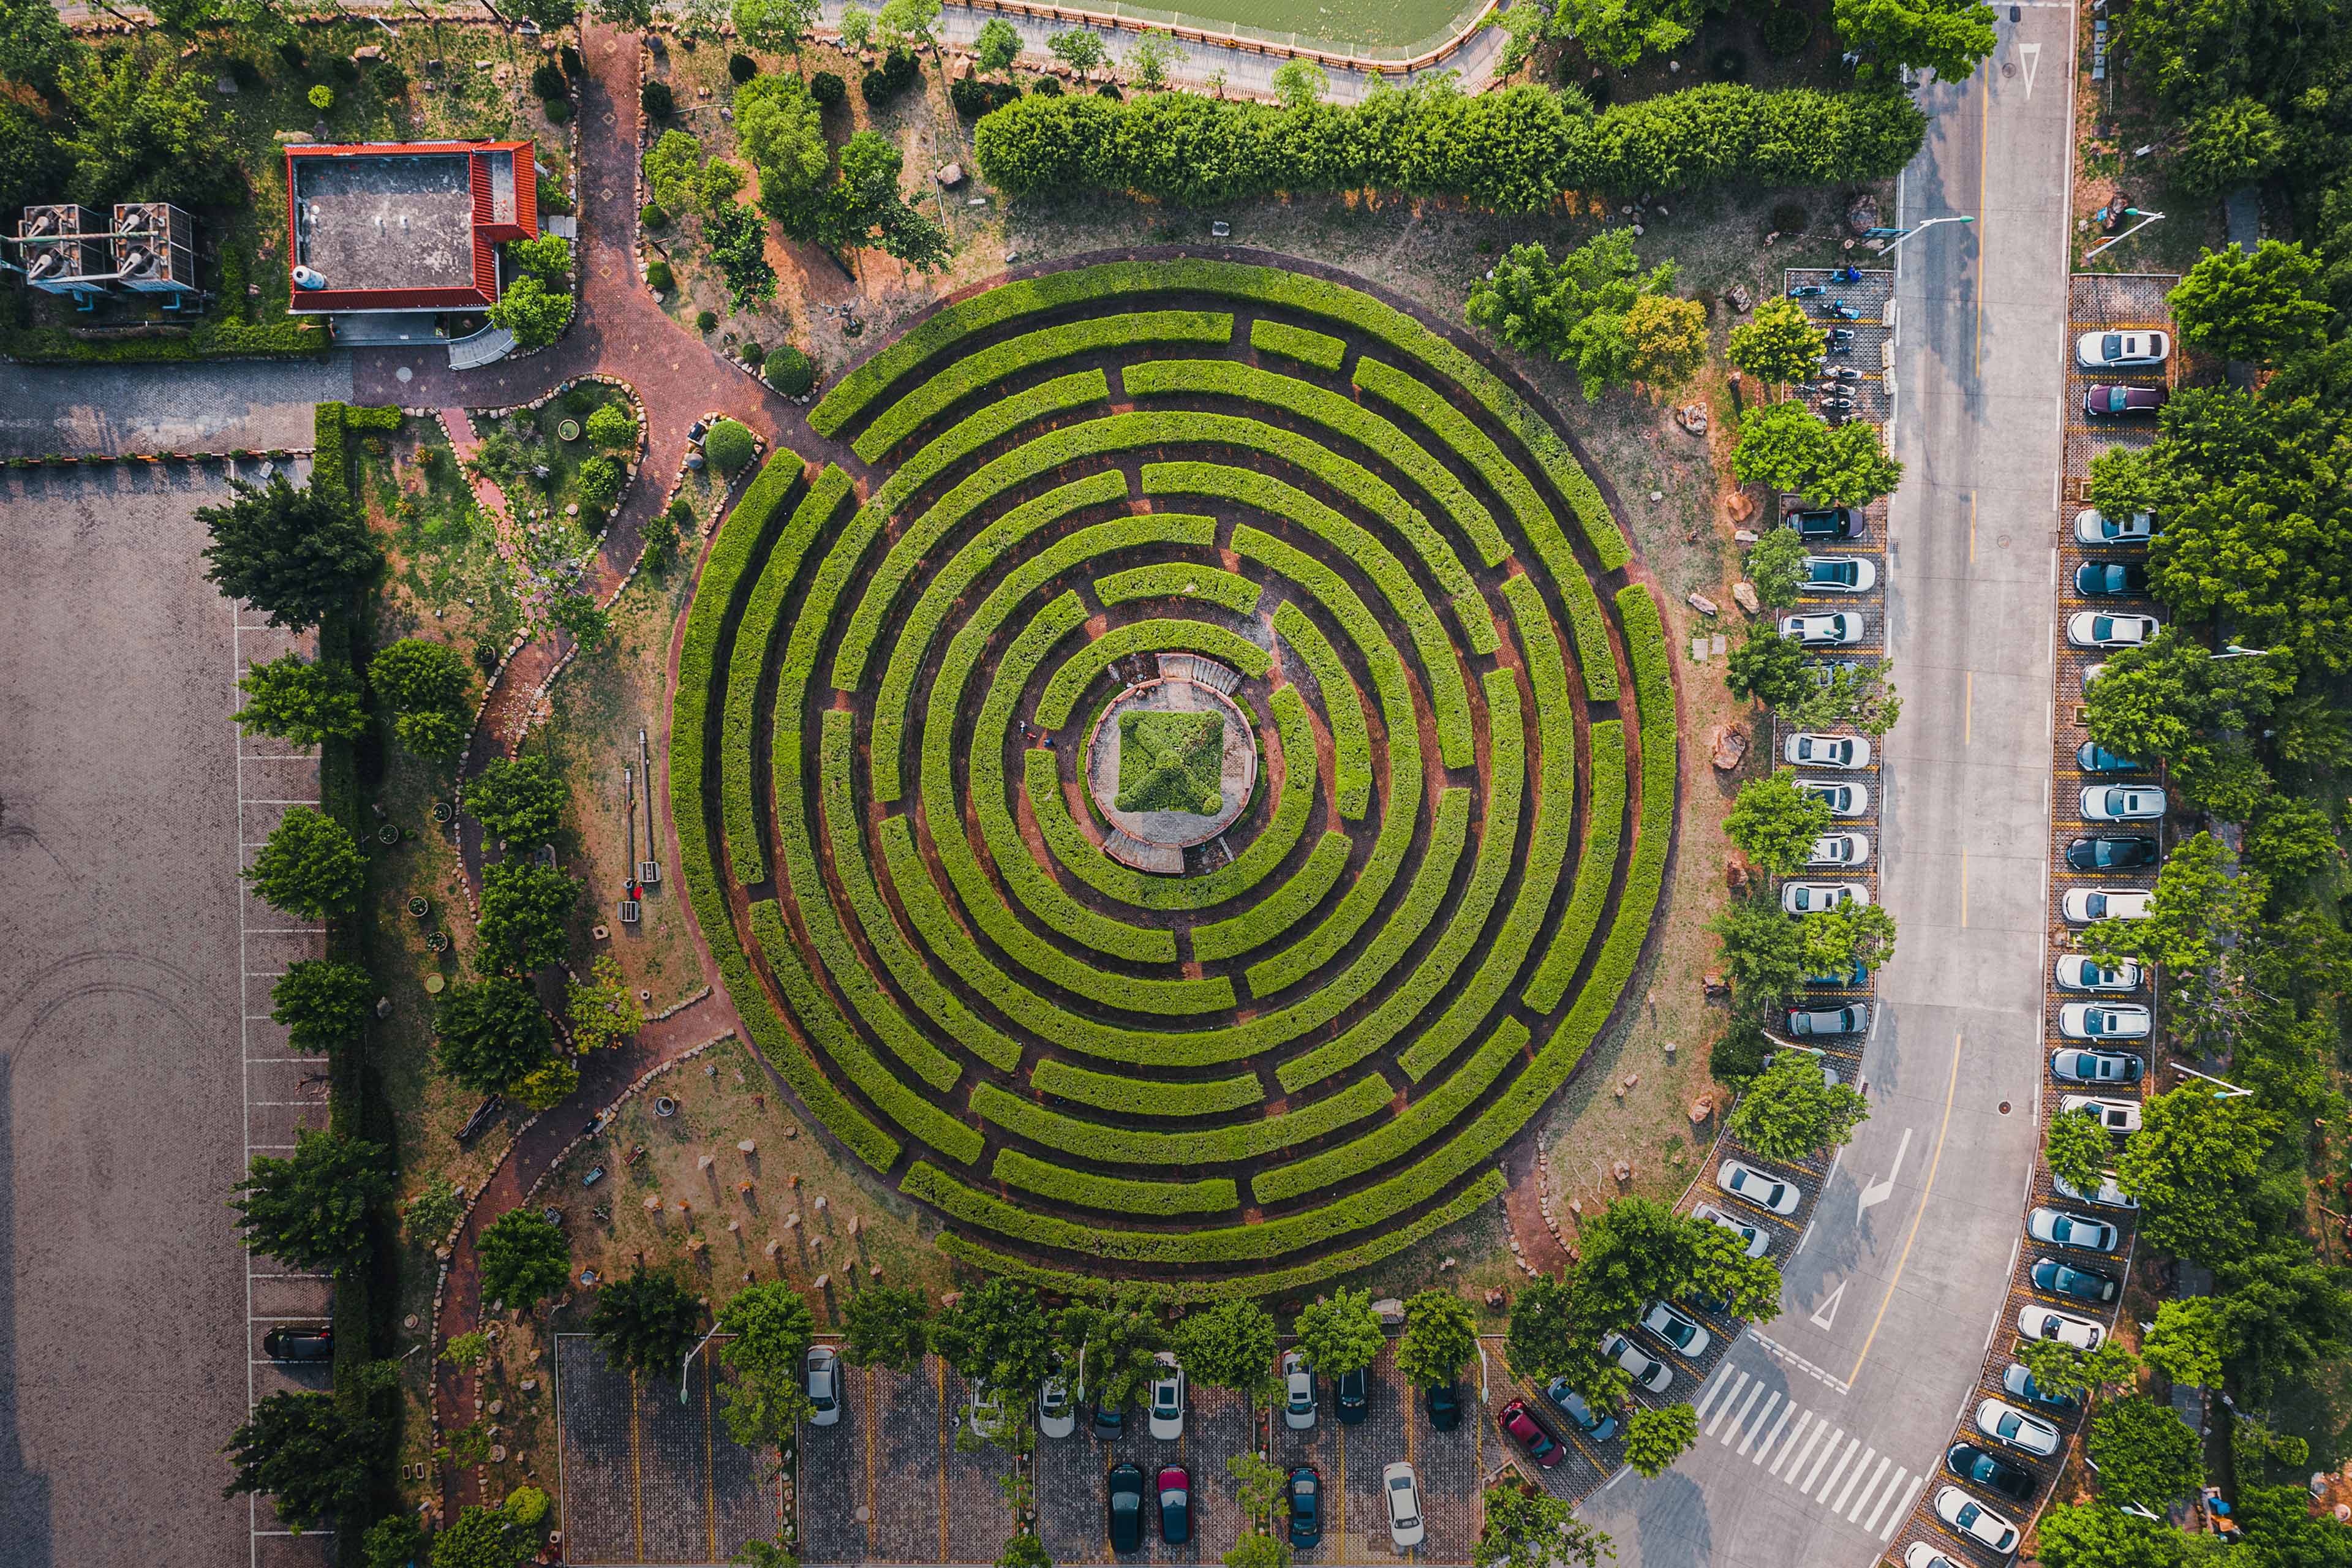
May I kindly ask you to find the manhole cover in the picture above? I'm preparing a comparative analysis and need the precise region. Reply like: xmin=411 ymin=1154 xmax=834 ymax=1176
xmin=1999 ymin=1101 xmax=2012 ymax=1115
xmin=395 ymin=366 xmax=413 ymax=384
xmin=1997 ymin=532 xmax=2013 ymax=548
xmin=2002 ymin=61 xmax=2016 ymax=76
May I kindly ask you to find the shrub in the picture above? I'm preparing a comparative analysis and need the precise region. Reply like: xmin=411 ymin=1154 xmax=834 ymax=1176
xmin=696 ymin=308 xmax=718 ymax=333
xmin=809 ymin=70 xmax=846 ymax=107
xmin=644 ymin=257 xmax=673 ymax=290
xmin=703 ymin=418 xmax=756 ymax=475
xmin=740 ymin=341 xmax=767 ymax=368
xmin=764 ymin=342 xmax=815 ymax=394
xmin=544 ymin=97 xmax=573 ymax=124
xmin=1033 ymin=74 xmax=1061 ymax=95
xmin=533 ymin=61 xmax=570 ymax=99
xmin=1711 ymin=45 xmax=1747 ymax=79
xmin=641 ymin=202 xmax=669 ymax=229
xmin=505 ymin=1486 xmax=551 ymax=1529
xmin=728 ymin=51 xmax=757 ymax=81
xmin=277 ymin=39 xmax=307 ymax=68
xmin=1760 ymin=4 xmax=1813 ymax=54
xmin=307 ymin=84 xmax=334 ymax=111
xmin=951 ymin=75 xmax=1019 ymax=116
xmin=561 ymin=43 xmax=583 ymax=75
xmin=640 ymin=79 xmax=674 ymax=118
xmin=330 ymin=56 xmax=358 ymax=83
xmin=1770 ymin=201 xmax=1809 ymax=235
xmin=575 ymin=454 xmax=624 ymax=513
xmin=584 ymin=401 xmax=638 ymax=450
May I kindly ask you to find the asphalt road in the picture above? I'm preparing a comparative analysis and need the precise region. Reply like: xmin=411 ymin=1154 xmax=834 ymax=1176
xmin=1575 ymin=15 xmax=2077 ymax=1566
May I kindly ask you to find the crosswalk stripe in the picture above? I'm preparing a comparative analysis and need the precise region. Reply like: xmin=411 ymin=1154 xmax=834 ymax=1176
xmin=1797 ymin=1424 xmax=1842 ymax=1491
xmin=1751 ymin=1403 xmax=1795 ymax=1466
xmin=1814 ymin=1436 xmax=1861 ymax=1502
xmin=1879 ymin=1475 xmax=1928 ymax=1540
xmin=1692 ymin=1363 xmax=1741 ymax=1422
xmin=1704 ymin=1373 xmax=1752 ymax=1438
xmin=1716 ymin=1381 xmax=1764 ymax=1444
xmin=1735 ymin=1392 xmax=1782 ymax=1457
xmin=1845 ymin=1454 xmax=1893 ymax=1520
xmin=1832 ymin=1447 xmax=1878 ymax=1513
xmin=1861 ymin=1466 xmax=1909 ymax=1533
xmin=1768 ymin=1410 xmax=1814 ymax=1477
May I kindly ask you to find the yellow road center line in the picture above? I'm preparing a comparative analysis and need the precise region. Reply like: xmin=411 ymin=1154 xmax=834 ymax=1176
xmin=1849 ymin=1030 xmax=1964 ymax=1383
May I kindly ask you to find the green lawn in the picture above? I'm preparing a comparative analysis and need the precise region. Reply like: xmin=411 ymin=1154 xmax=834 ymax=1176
xmin=1116 ymin=709 xmax=1225 ymax=815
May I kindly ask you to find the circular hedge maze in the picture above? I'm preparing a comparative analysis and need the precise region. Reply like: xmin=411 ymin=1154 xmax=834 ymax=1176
xmin=671 ymin=258 xmax=1678 ymax=1296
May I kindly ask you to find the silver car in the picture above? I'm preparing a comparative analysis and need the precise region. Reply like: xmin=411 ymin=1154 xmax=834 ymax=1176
xmin=1934 ymin=1486 xmax=2019 ymax=1555
xmin=2062 ymin=887 xmax=2152 ymax=924
xmin=1598 ymin=1332 xmax=1674 ymax=1393
xmin=1787 ymin=1003 xmax=1868 ymax=1036
xmin=1802 ymin=554 xmax=1877 ymax=592
xmin=2028 ymin=1206 xmax=2120 ymax=1254
xmin=2059 ymin=1094 xmax=2141 ymax=1134
xmin=2073 ymin=508 xmax=2157 ymax=546
xmin=1973 ymin=1398 xmax=2062 ymax=1458
xmin=1806 ymin=832 xmax=1871 ymax=868
xmin=806 ymin=1345 xmax=842 ymax=1428
xmin=1382 ymin=1463 xmax=1426 ymax=1550
xmin=2067 ymin=611 xmax=2160 ymax=650
xmin=1781 ymin=611 xmax=1864 ymax=647
xmin=2076 ymin=329 xmax=2169 ymax=369
xmin=2081 ymin=785 xmax=2165 ymax=821
xmin=1038 ymin=1366 xmax=1076 ymax=1439
xmin=1280 ymin=1350 xmax=1316 ymax=1431
xmin=1798 ymin=779 xmax=1871 ymax=816
xmin=2054 ymin=955 xmax=2143 ymax=992
xmin=1692 ymin=1202 xmax=1771 ymax=1259
xmin=1783 ymin=732 xmax=1871 ymax=768
xmin=1719 ymin=1159 xmax=1800 ymax=1215
xmin=1784 ymin=881 xmax=1869 ymax=914
xmin=2059 ymin=1003 xmax=2150 ymax=1041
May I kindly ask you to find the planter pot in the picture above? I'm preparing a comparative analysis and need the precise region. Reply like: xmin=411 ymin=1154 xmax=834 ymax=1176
xmin=407 ymin=895 xmax=431 ymax=918
xmin=557 ymin=418 xmax=582 ymax=442
xmin=379 ymin=823 xmax=401 ymax=845
xmin=425 ymin=931 xmax=451 ymax=954
xmin=654 ymin=1095 xmax=679 ymax=1118
xmin=431 ymin=801 xmax=454 ymax=824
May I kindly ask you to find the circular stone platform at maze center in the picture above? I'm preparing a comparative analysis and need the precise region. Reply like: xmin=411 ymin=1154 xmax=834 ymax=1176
xmin=1085 ymin=677 xmax=1258 ymax=860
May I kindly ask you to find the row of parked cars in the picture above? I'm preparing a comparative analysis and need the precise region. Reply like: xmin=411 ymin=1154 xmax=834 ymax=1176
xmin=1106 ymin=1460 xmax=1428 ymax=1555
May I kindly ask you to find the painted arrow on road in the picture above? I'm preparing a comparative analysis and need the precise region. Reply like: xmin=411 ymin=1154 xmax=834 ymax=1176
xmin=2018 ymin=41 xmax=2041 ymax=99
xmin=1856 ymin=1128 xmax=1915 ymax=1222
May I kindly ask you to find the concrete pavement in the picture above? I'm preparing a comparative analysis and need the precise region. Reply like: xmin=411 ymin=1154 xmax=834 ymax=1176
xmin=0 ymin=360 xmax=355 ymax=459
xmin=1575 ymin=12 xmax=2077 ymax=1564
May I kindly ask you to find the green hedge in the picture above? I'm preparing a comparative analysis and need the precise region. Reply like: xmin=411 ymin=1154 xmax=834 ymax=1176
xmin=1035 ymin=617 xmax=1272 ymax=729
xmin=0 ymin=317 xmax=328 ymax=363
xmin=990 ymin=1148 xmax=1238 ymax=1216
xmin=1093 ymin=562 xmax=1264 ymax=616
xmin=1029 ymin=1057 xmax=1265 ymax=1116
xmin=1271 ymin=603 xmax=1370 ymax=819
xmin=1250 ymin=317 xmax=1346 ymax=372
xmin=970 ymin=1072 xmax=1391 ymax=1164
xmin=718 ymin=461 xmax=833 ymax=884
xmin=1190 ymin=829 xmax=1350 ymax=963
xmin=1256 ymin=1019 xmax=1529 ymax=1204
xmin=1519 ymin=720 xmax=1627 ymax=1014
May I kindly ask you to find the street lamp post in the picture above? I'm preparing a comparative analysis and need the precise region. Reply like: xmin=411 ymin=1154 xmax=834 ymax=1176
xmin=2170 ymin=1062 xmax=2255 ymax=1099
xmin=1868 ymin=214 xmax=1976 ymax=257
xmin=2084 ymin=208 xmax=2166 ymax=261
xmin=681 ymin=1323 xmax=724 ymax=1404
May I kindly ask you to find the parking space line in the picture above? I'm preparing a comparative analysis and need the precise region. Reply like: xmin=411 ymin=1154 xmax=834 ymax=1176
xmin=1842 ymin=1453 xmax=1890 ymax=1520
xmin=1733 ymin=1392 xmax=1781 ymax=1457
xmin=1766 ymin=1410 xmax=1815 ymax=1477
xmin=1702 ymin=1371 xmax=1751 ymax=1437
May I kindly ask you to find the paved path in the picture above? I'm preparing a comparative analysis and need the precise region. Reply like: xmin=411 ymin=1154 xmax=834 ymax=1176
xmin=0 ymin=359 xmax=355 ymax=459
xmin=1573 ymin=15 xmax=2077 ymax=1567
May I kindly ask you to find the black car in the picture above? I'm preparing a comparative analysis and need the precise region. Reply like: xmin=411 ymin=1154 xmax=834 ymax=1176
xmin=263 ymin=1325 xmax=333 ymax=1361
xmin=2075 ymin=561 xmax=2150 ymax=597
xmin=1544 ymin=1378 xmax=1620 ymax=1443
xmin=1784 ymin=505 xmax=1862 ymax=540
xmin=1287 ymin=1466 xmax=1323 ymax=1549
xmin=2032 ymin=1257 xmax=2121 ymax=1304
xmin=2076 ymin=741 xmax=2143 ymax=773
xmin=1091 ymin=1401 xmax=1125 ymax=1441
xmin=1946 ymin=1442 xmax=2036 ymax=1504
xmin=1335 ymin=1367 xmax=1369 ymax=1425
xmin=1158 ymin=1466 xmax=1191 ymax=1545
xmin=2002 ymin=1362 xmax=2080 ymax=1414
xmin=2065 ymin=835 xmax=2160 ymax=872
xmin=1107 ymin=1464 xmax=1145 ymax=1554
xmin=1425 ymin=1383 xmax=1462 ymax=1431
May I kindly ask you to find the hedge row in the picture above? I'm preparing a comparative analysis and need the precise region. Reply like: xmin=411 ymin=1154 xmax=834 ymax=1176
xmin=0 ymin=316 xmax=328 ymax=363
xmin=970 ymin=83 xmax=1923 ymax=210
xmin=970 ymin=1072 xmax=1392 ymax=1164
xmin=933 ymin=1169 xmax=1506 ymax=1303
xmin=1093 ymin=562 xmax=1264 ymax=616
xmin=1190 ymin=829 xmax=1351 ymax=963
xmin=1035 ymin=616 xmax=1272 ymax=729
xmin=1256 ymin=1017 xmax=1529 ymax=1204
xmin=1249 ymin=317 xmax=1346 ymax=372
xmin=1028 ymin=1057 xmax=1265 ymax=1117
xmin=990 ymin=1148 xmax=1238 ymax=1216
xmin=851 ymin=310 xmax=1232 ymax=462
xmin=1271 ymin=603 xmax=1371 ymax=820
xmin=1519 ymin=720 xmax=1627 ymax=1014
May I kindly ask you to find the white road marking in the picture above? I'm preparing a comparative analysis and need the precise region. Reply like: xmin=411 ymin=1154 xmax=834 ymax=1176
xmin=1692 ymin=1363 xmax=1741 ymax=1423
xmin=1801 ymin=1429 xmax=1847 ymax=1493
xmin=1810 ymin=1281 xmax=1849 ymax=1330
xmin=1719 ymin=1382 xmax=1765 ymax=1447
xmin=1861 ymin=1466 xmax=1910 ymax=1532
xmin=1705 ymin=1372 xmax=1753 ymax=1438
xmin=1751 ymin=1403 xmax=1796 ymax=1466
xmin=1769 ymin=1411 xmax=1817 ymax=1478
xmin=1735 ymin=1392 xmax=1782 ymax=1457
xmin=1814 ymin=1436 xmax=1861 ymax=1501
xmin=2017 ymin=40 xmax=2041 ymax=97
xmin=1845 ymin=1454 xmax=1892 ymax=1520
xmin=1831 ymin=1446 xmax=1877 ymax=1513
xmin=1880 ymin=1476 xmax=1928 ymax=1540
xmin=1856 ymin=1126 xmax=1915 ymax=1220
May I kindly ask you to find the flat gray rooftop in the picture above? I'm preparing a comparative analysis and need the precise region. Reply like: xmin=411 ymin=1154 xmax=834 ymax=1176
xmin=294 ymin=153 xmax=475 ymax=293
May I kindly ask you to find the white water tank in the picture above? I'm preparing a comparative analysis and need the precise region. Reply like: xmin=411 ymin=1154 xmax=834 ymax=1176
xmin=292 ymin=265 xmax=326 ymax=290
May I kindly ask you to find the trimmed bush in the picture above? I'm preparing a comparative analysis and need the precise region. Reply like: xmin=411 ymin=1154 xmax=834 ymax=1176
xmin=702 ymin=418 xmax=755 ymax=475
xmin=764 ymin=343 xmax=815 ymax=396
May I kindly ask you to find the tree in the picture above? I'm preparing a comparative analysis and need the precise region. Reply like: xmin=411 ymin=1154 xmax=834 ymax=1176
xmin=2245 ymin=796 xmax=2340 ymax=882
xmin=1174 ymin=1297 xmax=1278 ymax=1395
xmin=1725 ymin=772 xmax=1835 ymax=876
xmin=2034 ymin=1503 xmax=2195 ymax=1568
xmin=1057 ymin=1285 xmax=1172 ymax=1414
xmin=1708 ymin=895 xmax=1810 ymax=1004
xmin=576 ymin=455 xmax=624 ymax=516
xmin=1566 ymin=1198 xmax=1689 ymax=1334
xmin=1549 ymin=0 xmax=1703 ymax=67
xmin=1831 ymin=0 xmax=1996 ymax=82
xmin=431 ymin=1504 xmax=533 ymax=1568
xmin=974 ymin=17 xmax=1022 ymax=74
xmin=732 ymin=0 xmax=817 ymax=54
xmin=500 ymin=0 xmax=582 ymax=28
xmin=2214 ymin=1235 xmax=2352 ymax=1401
xmin=1798 ymin=899 xmax=1898 ymax=975
xmin=2082 ymin=635 xmax=2294 ymax=763
xmin=644 ymin=128 xmax=708 ymax=214
xmin=435 ymin=976 xmax=554 ymax=1094
xmin=371 ymin=638 xmax=473 ymax=760
xmin=1745 ymin=526 xmax=1811 ymax=609
xmin=232 ymin=1128 xmax=389 ymax=1269
xmin=1727 ymin=1049 xmax=1869 ymax=1162
xmin=1684 ymin=1221 xmax=1784 ymax=1321
xmin=361 ymin=1514 xmax=432 ymax=1568
xmin=269 ymin=959 xmax=374 ymax=1055
xmin=61 ymin=51 xmax=235 ymax=209
xmin=246 ymin=807 xmax=366 ymax=919
xmin=2141 ymin=1297 xmax=2227 ymax=1389
xmin=1473 ymin=1483 xmax=1613 ymax=1568
xmin=738 ymin=74 xmax=829 ymax=209
xmin=2016 ymin=1336 xmax=2139 ymax=1404
xmin=1047 ymin=28 xmax=1106 ymax=81
xmin=0 ymin=0 xmax=78 ymax=91
xmin=568 ymin=955 xmax=646 ymax=1051
xmin=488 ymin=273 xmax=575 ymax=349
xmin=1622 ymin=1403 xmax=1699 ymax=1477
xmin=1789 ymin=657 xmax=1902 ymax=736
xmin=584 ymin=402 xmax=636 ymax=451
xmin=476 ymin=860 xmax=581 ymax=973
xmin=845 ymin=1284 xmax=931 ymax=1371
xmin=1225 ymin=1536 xmax=1288 ymax=1568
xmin=810 ymin=131 xmax=950 ymax=272
xmin=469 ymin=755 xmax=570 ymax=849
xmin=929 ymin=1276 xmax=1056 ymax=1394
xmin=1293 ymin=1288 xmax=1384 ymax=1376
xmin=200 ymin=475 xmax=382 ymax=631
xmin=998 ymin=1533 xmax=1054 ymax=1568
xmin=1466 ymin=233 xmax=1679 ymax=400
xmin=2083 ymin=832 xmax=2266 ymax=1046
xmin=589 ymin=1267 xmax=703 ymax=1375
xmin=1624 ymin=293 xmax=1706 ymax=390
xmin=717 ymin=1282 xmax=819 ymax=1448
xmin=2089 ymin=1395 xmax=2203 ymax=1510
xmin=222 ymin=1392 xmax=381 ymax=1531
xmin=2116 ymin=1087 xmax=2277 ymax=1265
xmin=1727 ymin=297 xmax=1825 ymax=387
xmin=1503 ymin=1274 xmax=1578 ymax=1382
xmin=511 ymin=1057 xmax=580 ymax=1112
xmin=1395 ymin=1291 xmax=1478 ymax=1388
xmin=876 ymin=0 xmax=940 ymax=50
xmin=478 ymin=1208 xmax=571 ymax=1307
xmin=1125 ymin=29 xmax=1178 ymax=89
xmin=2168 ymin=241 xmax=2332 ymax=365
xmin=704 ymin=200 xmax=778 ymax=310
xmin=235 ymin=655 xmax=366 ymax=745
xmin=2173 ymin=97 xmax=2282 ymax=194
xmin=1229 ymin=1451 xmax=1289 ymax=1532
xmin=2045 ymin=1107 xmax=2114 ymax=1197
xmin=1730 ymin=402 xmax=1902 ymax=505
xmin=507 ymin=233 xmax=571 ymax=287
xmin=1724 ymin=621 xmax=1809 ymax=707
xmin=837 ymin=1 xmax=873 ymax=50
xmin=1271 ymin=56 xmax=1327 ymax=108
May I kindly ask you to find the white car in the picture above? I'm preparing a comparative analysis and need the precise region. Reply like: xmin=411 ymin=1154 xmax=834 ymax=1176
xmin=2074 ymin=508 xmax=2157 ymax=546
xmin=2017 ymin=1305 xmax=2106 ymax=1351
xmin=1692 ymin=1202 xmax=1771 ymax=1259
xmin=1802 ymin=554 xmax=1877 ymax=592
xmin=1641 ymin=1302 xmax=1713 ymax=1360
xmin=967 ymin=1378 xmax=1004 ymax=1441
xmin=1781 ymin=612 xmax=1864 ymax=647
xmin=2068 ymin=611 xmax=2161 ymax=650
xmin=1934 ymin=1485 xmax=2021 ymax=1555
xmin=2080 ymin=662 xmax=2108 ymax=692
xmin=806 ymin=1345 xmax=842 ymax=1428
xmin=1599 ymin=1332 xmax=1675 ymax=1393
xmin=2029 ymin=1206 xmax=2121 ymax=1254
xmin=1762 ymin=1044 xmax=1839 ymax=1090
xmin=1719 ymin=1159 xmax=1801 ymax=1215
xmin=2081 ymin=785 xmax=2165 ymax=821
xmin=2054 ymin=1170 xmax=2140 ymax=1210
xmin=1280 ymin=1349 xmax=1316 ymax=1431
xmin=1147 ymin=1355 xmax=1186 ymax=1439
xmin=2076 ymin=329 xmax=2169 ymax=369
xmin=2059 ymin=1003 xmax=2151 ymax=1041
xmin=1798 ymin=779 xmax=1871 ymax=817
xmin=1788 ymin=1003 xmax=1868 ymax=1037
xmin=1383 ymin=1463 xmax=1426 ymax=1550
xmin=1975 ymin=1398 xmax=2063 ymax=1458
xmin=1905 ymin=1544 xmax=1964 ymax=1568
xmin=2060 ymin=1094 xmax=2143 ymax=1134
xmin=1038 ymin=1366 xmax=1076 ymax=1439
xmin=2062 ymin=887 xmax=2154 ymax=924
xmin=1783 ymin=881 xmax=1869 ymax=914
xmin=2055 ymin=955 xmax=2143 ymax=992
xmin=1784 ymin=732 xmax=1871 ymax=769
xmin=1805 ymin=832 xmax=1871 ymax=868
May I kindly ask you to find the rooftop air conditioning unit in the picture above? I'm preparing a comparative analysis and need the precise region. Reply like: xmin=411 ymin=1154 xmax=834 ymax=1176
xmin=28 ymin=252 xmax=59 ymax=281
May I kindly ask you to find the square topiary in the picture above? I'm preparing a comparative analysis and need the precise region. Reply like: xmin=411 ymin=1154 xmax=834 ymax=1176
xmin=1116 ymin=710 xmax=1223 ymax=815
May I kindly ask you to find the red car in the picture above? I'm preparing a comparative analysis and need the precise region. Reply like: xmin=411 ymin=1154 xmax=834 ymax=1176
xmin=1500 ymin=1399 xmax=1564 ymax=1468
xmin=2084 ymin=383 xmax=2166 ymax=418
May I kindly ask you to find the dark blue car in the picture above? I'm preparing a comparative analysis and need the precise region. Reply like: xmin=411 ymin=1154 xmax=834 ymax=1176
xmin=1287 ymin=1466 xmax=1322 ymax=1549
